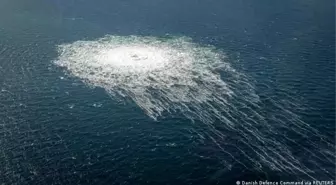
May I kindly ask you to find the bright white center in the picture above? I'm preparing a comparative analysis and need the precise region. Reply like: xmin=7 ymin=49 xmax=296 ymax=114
xmin=96 ymin=46 xmax=169 ymax=72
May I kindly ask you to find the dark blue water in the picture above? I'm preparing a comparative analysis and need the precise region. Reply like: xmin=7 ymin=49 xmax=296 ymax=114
xmin=0 ymin=0 xmax=335 ymax=184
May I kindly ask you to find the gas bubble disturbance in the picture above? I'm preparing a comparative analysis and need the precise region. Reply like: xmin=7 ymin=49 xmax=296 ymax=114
xmin=54 ymin=35 xmax=335 ymax=179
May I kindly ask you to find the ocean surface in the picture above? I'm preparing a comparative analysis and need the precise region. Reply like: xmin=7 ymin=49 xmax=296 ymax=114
xmin=0 ymin=0 xmax=335 ymax=184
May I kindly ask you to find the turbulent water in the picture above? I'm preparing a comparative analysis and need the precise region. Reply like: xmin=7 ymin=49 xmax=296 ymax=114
xmin=54 ymin=35 xmax=335 ymax=180
xmin=55 ymin=35 xmax=239 ymax=121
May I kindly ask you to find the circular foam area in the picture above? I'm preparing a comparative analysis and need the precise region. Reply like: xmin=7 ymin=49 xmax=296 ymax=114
xmin=55 ymin=35 xmax=235 ymax=119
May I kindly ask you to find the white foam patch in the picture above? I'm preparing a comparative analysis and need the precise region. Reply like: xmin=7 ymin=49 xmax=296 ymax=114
xmin=54 ymin=35 xmax=335 ymax=179
xmin=55 ymin=35 xmax=237 ymax=121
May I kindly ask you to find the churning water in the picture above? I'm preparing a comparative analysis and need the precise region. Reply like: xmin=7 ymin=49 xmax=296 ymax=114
xmin=54 ymin=35 xmax=335 ymax=180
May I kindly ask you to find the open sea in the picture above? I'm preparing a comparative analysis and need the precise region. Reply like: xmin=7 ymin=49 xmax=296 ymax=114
xmin=0 ymin=0 xmax=335 ymax=184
